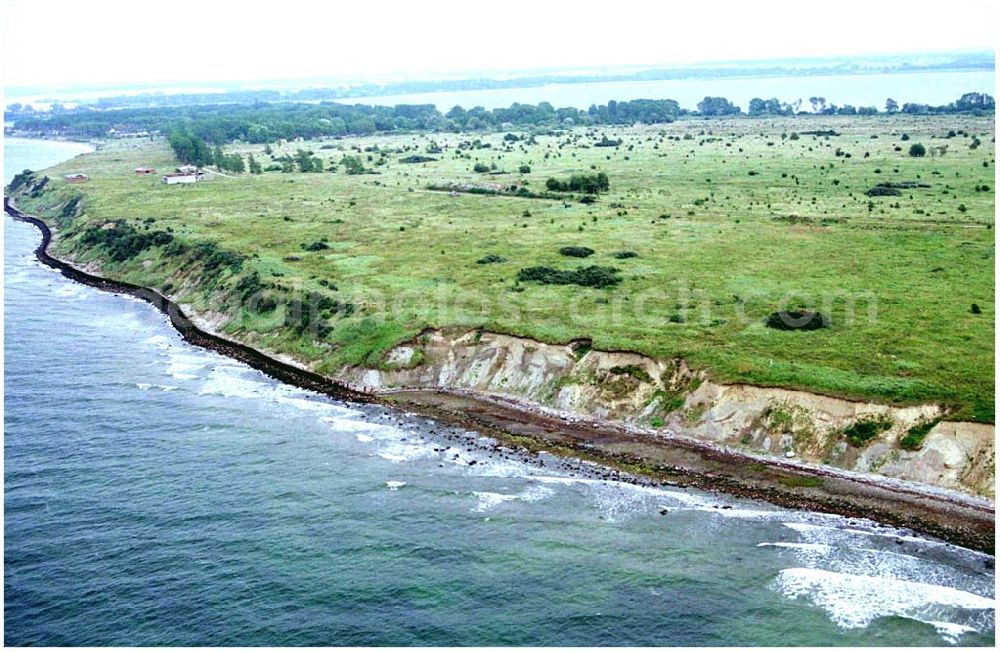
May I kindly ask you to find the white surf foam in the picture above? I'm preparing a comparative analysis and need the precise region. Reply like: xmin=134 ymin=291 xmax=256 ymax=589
xmin=273 ymin=395 xmax=335 ymax=412
xmin=376 ymin=440 xmax=438 ymax=463
xmin=471 ymin=491 xmax=519 ymax=512
xmin=783 ymin=522 xmax=996 ymax=561
xmin=385 ymin=480 xmax=406 ymax=491
xmin=141 ymin=334 xmax=174 ymax=350
xmin=197 ymin=366 xmax=268 ymax=398
xmin=53 ymin=284 xmax=87 ymax=299
xmin=166 ymin=353 xmax=210 ymax=381
xmin=770 ymin=567 xmax=994 ymax=639
xmin=319 ymin=416 xmax=397 ymax=435
xmin=926 ymin=620 xmax=980 ymax=644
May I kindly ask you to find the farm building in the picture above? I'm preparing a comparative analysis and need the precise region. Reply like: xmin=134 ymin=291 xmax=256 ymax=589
xmin=134 ymin=167 xmax=157 ymax=175
xmin=162 ymin=172 xmax=208 ymax=185
xmin=162 ymin=173 xmax=197 ymax=185
xmin=64 ymin=173 xmax=89 ymax=183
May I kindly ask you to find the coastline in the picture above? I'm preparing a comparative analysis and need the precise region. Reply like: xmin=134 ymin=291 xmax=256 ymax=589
xmin=5 ymin=196 xmax=995 ymax=553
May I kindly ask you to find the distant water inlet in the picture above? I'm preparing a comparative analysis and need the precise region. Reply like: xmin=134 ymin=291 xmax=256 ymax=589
xmin=344 ymin=70 xmax=995 ymax=111
xmin=3 ymin=140 xmax=996 ymax=646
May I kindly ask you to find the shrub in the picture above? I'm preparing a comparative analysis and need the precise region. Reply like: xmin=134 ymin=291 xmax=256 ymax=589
xmin=843 ymin=415 xmax=894 ymax=447
xmin=908 ymin=143 xmax=926 ymax=157
xmin=559 ymin=246 xmax=595 ymax=258
xmin=516 ymin=265 xmax=621 ymax=288
xmin=546 ymin=172 xmax=610 ymax=194
xmin=190 ymin=241 xmax=245 ymax=273
xmin=612 ymin=251 xmax=638 ymax=259
xmin=473 ymin=163 xmax=490 ymax=173
xmin=8 ymin=169 xmax=34 ymax=192
xmin=518 ymin=164 xmax=531 ymax=174
xmin=340 ymin=155 xmax=367 ymax=174
xmin=764 ymin=310 xmax=830 ymax=331
xmin=61 ymin=194 xmax=83 ymax=218
xmin=79 ymin=220 xmax=175 ymax=262
xmin=865 ymin=186 xmax=902 ymax=197
xmin=476 ymin=254 xmax=506 ymax=264
xmin=899 ymin=419 xmax=940 ymax=450
xmin=302 ymin=241 xmax=330 ymax=251
xmin=608 ymin=364 xmax=653 ymax=383
xmin=399 ymin=155 xmax=436 ymax=164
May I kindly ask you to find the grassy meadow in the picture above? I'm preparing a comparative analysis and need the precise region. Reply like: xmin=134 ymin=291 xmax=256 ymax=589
xmin=15 ymin=114 xmax=995 ymax=421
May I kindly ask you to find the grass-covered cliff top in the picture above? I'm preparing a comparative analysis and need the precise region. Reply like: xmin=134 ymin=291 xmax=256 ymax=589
xmin=10 ymin=114 xmax=995 ymax=421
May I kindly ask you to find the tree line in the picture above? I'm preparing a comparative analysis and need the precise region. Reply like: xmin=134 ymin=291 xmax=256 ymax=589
xmin=10 ymin=92 xmax=994 ymax=146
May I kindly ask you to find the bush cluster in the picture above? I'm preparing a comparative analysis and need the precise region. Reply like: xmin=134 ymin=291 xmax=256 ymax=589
xmin=843 ymin=415 xmax=894 ymax=447
xmin=559 ymin=246 xmax=595 ymax=258
xmin=517 ymin=265 xmax=621 ymax=288
xmin=764 ymin=310 xmax=830 ymax=331
xmin=80 ymin=220 xmax=174 ymax=262
xmin=899 ymin=419 xmax=941 ymax=451
xmin=545 ymin=172 xmax=610 ymax=194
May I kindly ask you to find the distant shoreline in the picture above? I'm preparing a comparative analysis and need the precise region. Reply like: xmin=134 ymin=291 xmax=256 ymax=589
xmin=7 ymin=61 xmax=993 ymax=111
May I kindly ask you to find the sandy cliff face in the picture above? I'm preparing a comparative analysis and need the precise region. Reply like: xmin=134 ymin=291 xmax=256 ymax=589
xmin=342 ymin=328 xmax=995 ymax=499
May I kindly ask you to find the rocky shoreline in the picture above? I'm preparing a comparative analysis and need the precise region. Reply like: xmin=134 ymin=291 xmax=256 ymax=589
xmin=5 ymin=196 xmax=995 ymax=553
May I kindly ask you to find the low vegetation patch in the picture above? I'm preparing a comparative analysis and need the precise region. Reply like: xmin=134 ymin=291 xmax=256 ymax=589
xmin=426 ymin=183 xmax=566 ymax=200
xmin=476 ymin=254 xmax=506 ymax=264
xmin=777 ymin=476 xmax=824 ymax=488
xmin=10 ymin=112 xmax=993 ymax=424
xmin=612 ymin=251 xmax=638 ymax=259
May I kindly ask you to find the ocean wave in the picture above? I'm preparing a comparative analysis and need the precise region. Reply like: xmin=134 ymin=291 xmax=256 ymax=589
xmin=319 ymin=416 xmax=397 ymax=435
xmin=52 ymin=284 xmax=88 ymax=300
xmin=770 ymin=567 xmax=994 ymax=641
xmin=377 ymin=439 xmax=439 ymax=464
xmin=471 ymin=491 xmax=519 ymax=512
xmin=783 ymin=522 xmax=996 ymax=562
xmin=166 ymin=353 xmax=210 ymax=381
xmin=759 ymin=540 xmax=993 ymax=597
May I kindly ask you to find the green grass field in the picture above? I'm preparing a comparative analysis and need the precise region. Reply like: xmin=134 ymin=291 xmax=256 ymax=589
xmin=14 ymin=114 xmax=995 ymax=421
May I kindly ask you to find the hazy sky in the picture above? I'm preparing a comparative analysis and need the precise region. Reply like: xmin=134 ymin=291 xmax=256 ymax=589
xmin=3 ymin=0 xmax=997 ymax=90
